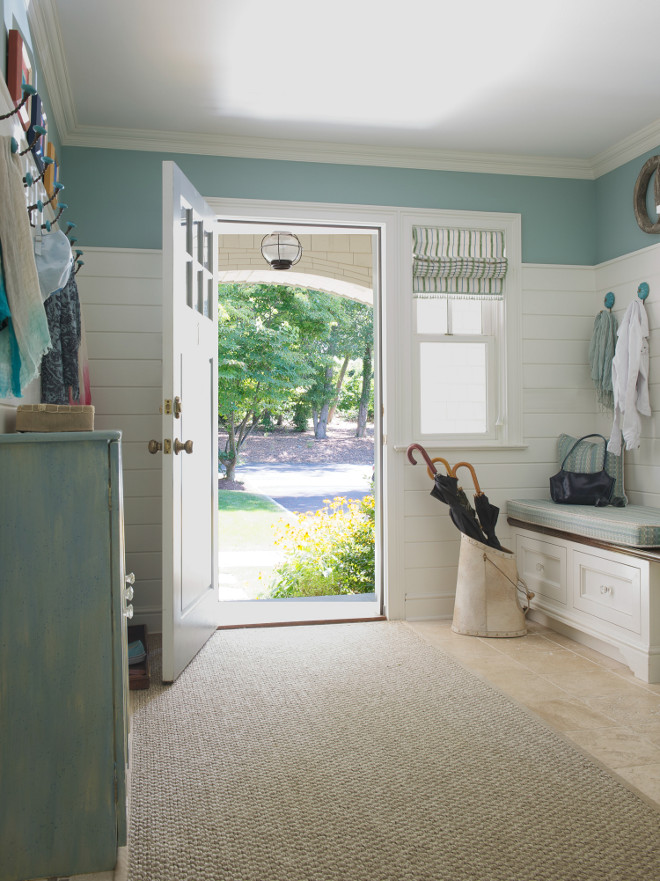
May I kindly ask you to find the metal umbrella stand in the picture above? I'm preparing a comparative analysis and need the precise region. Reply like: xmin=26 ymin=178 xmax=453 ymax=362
xmin=407 ymin=445 xmax=533 ymax=638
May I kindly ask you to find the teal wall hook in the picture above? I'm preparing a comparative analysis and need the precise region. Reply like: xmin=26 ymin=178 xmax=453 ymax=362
xmin=637 ymin=282 xmax=650 ymax=301
xmin=604 ymin=291 xmax=615 ymax=310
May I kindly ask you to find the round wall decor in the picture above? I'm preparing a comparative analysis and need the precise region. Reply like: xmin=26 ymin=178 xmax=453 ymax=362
xmin=633 ymin=155 xmax=660 ymax=233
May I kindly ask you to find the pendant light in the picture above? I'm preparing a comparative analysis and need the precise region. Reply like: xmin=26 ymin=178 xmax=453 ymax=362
xmin=260 ymin=231 xmax=303 ymax=270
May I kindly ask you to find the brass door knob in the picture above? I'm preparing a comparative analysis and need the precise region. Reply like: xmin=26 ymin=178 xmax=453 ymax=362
xmin=174 ymin=438 xmax=193 ymax=455
xmin=147 ymin=439 xmax=162 ymax=454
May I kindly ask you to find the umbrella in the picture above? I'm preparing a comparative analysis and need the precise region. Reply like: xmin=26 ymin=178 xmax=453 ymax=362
xmin=430 ymin=469 xmax=488 ymax=543
xmin=407 ymin=444 xmax=489 ymax=541
xmin=453 ymin=461 xmax=502 ymax=550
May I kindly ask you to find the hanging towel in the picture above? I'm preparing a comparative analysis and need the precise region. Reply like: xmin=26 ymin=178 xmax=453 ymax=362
xmin=588 ymin=309 xmax=618 ymax=410
xmin=0 ymin=135 xmax=51 ymax=397
xmin=608 ymin=299 xmax=651 ymax=455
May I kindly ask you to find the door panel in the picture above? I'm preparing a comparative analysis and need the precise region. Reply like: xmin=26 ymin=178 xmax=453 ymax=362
xmin=162 ymin=161 xmax=218 ymax=682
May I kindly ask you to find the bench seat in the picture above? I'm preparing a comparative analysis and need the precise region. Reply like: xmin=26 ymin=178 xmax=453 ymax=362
xmin=506 ymin=499 xmax=660 ymax=548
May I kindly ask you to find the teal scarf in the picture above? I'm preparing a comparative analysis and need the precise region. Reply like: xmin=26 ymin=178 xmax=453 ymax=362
xmin=0 ymin=241 xmax=22 ymax=398
xmin=589 ymin=310 xmax=617 ymax=411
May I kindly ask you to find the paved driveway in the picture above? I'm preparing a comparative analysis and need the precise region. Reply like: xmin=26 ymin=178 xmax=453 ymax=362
xmin=238 ymin=462 xmax=373 ymax=512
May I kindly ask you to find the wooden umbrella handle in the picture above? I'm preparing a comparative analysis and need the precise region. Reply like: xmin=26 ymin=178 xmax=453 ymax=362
xmin=407 ymin=443 xmax=436 ymax=472
xmin=426 ymin=457 xmax=452 ymax=481
xmin=452 ymin=461 xmax=482 ymax=495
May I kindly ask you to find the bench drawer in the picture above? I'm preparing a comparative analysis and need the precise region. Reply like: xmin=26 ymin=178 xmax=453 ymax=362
xmin=572 ymin=550 xmax=641 ymax=634
xmin=516 ymin=535 xmax=567 ymax=606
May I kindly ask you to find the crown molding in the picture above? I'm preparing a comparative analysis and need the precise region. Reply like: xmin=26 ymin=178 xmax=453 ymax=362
xmin=60 ymin=123 xmax=596 ymax=179
xmin=591 ymin=117 xmax=660 ymax=178
xmin=27 ymin=0 xmax=78 ymax=140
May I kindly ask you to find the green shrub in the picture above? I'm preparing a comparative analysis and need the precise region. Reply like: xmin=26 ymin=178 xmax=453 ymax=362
xmin=292 ymin=401 xmax=311 ymax=432
xmin=262 ymin=494 xmax=375 ymax=598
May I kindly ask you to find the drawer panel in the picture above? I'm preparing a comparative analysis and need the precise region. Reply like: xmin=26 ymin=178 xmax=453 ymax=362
xmin=572 ymin=550 xmax=641 ymax=634
xmin=516 ymin=535 xmax=567 ymax=606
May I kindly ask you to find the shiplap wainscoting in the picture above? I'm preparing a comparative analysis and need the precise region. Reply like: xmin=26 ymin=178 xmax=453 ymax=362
xmin=77 ymin=248 xmax=163 ymax=632
xmin=596 ymin=241 xmax=660 ymax=508
xmin=75 ymin=252 xmax=609 ymax=626
xmin=401 ymin=264 xmax=599 ymax=620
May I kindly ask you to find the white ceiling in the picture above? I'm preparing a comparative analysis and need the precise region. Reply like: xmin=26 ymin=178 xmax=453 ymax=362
xmin=27 ymin=0 xmax=660 ymax=178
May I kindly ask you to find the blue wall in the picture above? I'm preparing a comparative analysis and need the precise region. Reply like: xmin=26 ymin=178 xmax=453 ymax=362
xmin=595 ymin=145 xmax=660 ymax=264
xmin=62 ymin=146 xmax=596 ymax=264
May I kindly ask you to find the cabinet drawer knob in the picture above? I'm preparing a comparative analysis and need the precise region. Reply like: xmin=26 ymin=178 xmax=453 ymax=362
xmin=125 ymin=572 xmax=135 ymax=586
xmin=125 ymin=585 xmax=134 ymax=602
xmin=124 ymin=604 xmax=134 ymax=619
xmin=600 ymin=585 xmax=613 ymax=596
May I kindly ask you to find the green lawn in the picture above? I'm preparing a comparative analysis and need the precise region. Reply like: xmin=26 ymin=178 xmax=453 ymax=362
xmin=218 ymin=490 xmax=291 ymax=549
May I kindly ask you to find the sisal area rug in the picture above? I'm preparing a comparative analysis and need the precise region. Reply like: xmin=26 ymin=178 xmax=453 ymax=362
xmin=129 ymin=622 xmax=660 ymax=881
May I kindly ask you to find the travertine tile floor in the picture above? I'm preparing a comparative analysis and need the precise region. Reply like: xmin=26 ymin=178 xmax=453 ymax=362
xmin=406 ymin=618 xmax=660 ymax=809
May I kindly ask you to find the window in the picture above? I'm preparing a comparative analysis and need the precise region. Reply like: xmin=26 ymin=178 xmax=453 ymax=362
xmin=407 ymin=213 xmax=522 ymax=448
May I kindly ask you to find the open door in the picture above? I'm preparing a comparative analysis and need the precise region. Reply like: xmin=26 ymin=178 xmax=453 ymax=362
xmin=161 ymin=161 xmax=218 ymax=682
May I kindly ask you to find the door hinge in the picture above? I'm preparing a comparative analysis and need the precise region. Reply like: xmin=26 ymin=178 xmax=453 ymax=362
xmin=174 ymin=396 xmax=182 ymax=418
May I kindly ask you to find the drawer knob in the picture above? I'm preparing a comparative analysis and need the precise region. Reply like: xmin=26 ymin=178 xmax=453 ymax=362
xmin=125 ymin=585 xmax=134 ymax=602
xmin=600 ymin=585 xmax=613 ymax=596
xmin=125 ymin=572 xmax=135 ymax=586
xmin=125 ymin=604 xmax=134 ymax=619
xmin=536 ymin=562 xmax=545 ymax=572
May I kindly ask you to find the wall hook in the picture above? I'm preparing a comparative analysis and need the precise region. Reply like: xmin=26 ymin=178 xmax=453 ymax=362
xmin=19 ymin=124 xmax=46 ymax=157
xmin=0 ymin=83 xmax=37 ymax=121
xmin=604 ymin=291 xmax=615 ymax=311
xmin=637 ymin=282 xmax=650 ymax=302
xmin=45 ymin=202 xmax=68 ymax=228
xmin=24 ymin=155 xmax=54 ymax=188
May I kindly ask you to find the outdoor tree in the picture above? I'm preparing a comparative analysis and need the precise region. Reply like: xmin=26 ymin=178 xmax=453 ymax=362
xmin=218 ymin=283 xmax=335 ymax=478
xmin=304 ymin=297 xmax=374 ymax=439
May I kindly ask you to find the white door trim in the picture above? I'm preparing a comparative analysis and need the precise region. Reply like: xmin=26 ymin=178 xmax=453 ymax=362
xmin=211 ymin=196 xmax=404 ymax=620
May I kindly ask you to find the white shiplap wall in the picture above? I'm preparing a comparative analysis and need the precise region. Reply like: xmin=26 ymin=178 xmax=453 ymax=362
xmin=74 ymin=251 xmax=627 ymax=626
xmin=401 ymin=264 xmax=599 ymax=620
xmin=77 ymin=248 xmax=163 ymax=630
xmin=596 ymin=242 xmax=660 ymax=508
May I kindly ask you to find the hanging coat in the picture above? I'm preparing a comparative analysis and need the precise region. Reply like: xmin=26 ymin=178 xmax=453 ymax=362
xmin=608 ymin=300 xmax=650 ymax=455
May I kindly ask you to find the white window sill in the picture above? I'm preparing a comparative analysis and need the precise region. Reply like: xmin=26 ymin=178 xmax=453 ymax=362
xmin=393 ymin=443 xmax=529 ymax=452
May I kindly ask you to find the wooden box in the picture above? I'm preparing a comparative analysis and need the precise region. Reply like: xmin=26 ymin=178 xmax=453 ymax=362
xmin=16 ymin=404 xmax=95 ymax=432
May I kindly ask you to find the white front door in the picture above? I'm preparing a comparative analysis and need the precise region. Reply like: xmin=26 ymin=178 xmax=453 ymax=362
xmin=161 ymin=161 xmax=219 ymax=682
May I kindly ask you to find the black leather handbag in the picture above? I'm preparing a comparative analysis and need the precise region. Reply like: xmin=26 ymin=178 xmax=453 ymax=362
xmin=549 ymin=434 xmax=615 ymax=507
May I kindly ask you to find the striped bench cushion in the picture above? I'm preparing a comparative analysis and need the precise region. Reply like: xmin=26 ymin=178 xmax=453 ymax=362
xmin=506 ymin=499 xmax=660 ymax=548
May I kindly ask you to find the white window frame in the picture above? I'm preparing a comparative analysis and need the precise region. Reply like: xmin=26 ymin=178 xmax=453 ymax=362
xmin=403 ymin=210 xmax=523 ymax=450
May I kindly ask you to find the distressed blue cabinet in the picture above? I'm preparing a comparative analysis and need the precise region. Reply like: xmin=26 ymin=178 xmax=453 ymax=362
xmin=0 ymin=431 xmax=129 ymax=881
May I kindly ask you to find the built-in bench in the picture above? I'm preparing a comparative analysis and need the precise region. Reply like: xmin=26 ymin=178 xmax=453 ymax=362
xmin=506 ymin=500 xmax=660 ymax=682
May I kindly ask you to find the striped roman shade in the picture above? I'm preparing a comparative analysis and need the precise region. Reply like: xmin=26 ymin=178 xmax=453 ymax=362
xmin=413 ymin=226 xmax=508 ymax=299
